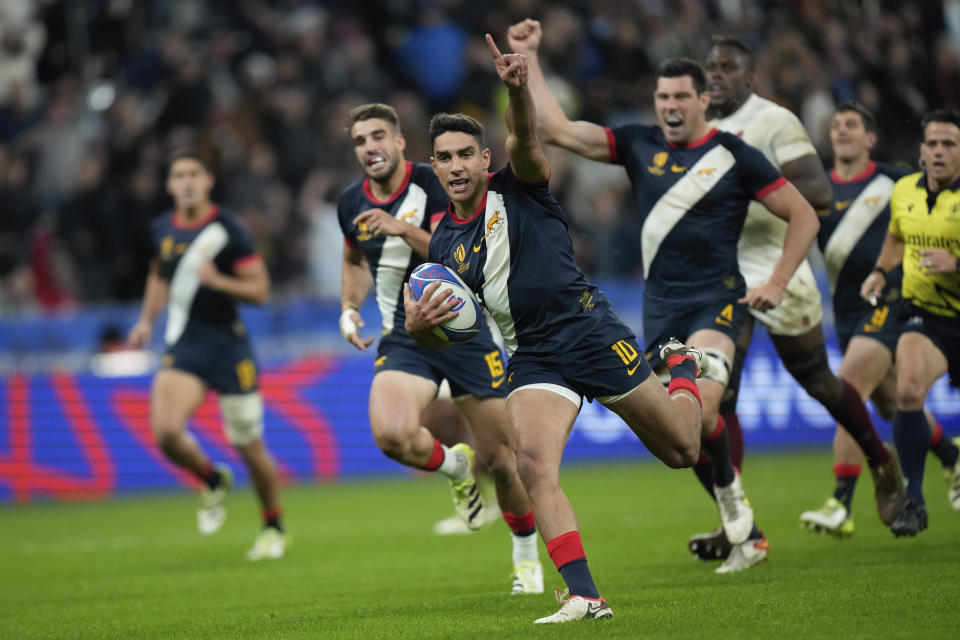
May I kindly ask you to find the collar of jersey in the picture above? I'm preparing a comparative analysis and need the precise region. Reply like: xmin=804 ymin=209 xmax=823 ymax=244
xmin=447 ymin=172 xmax=494 ymax=225
xmin=665 ymin=127 xmax=718 ymax=149
xmin=362 ymin=161 xmax=413 ymax=205
xmin=916 ymin=171 xmax=960 ymax=194
xmin=172 ymin=204 xmax=219 ymax=229
xmin=831 ymin=160 xmax=876 ymax=184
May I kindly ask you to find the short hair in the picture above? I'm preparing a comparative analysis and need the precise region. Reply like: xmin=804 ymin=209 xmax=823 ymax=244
xmin=344 ymin=103 xmax=401 ymax=134
xmin=428 ymin=113 xmax=486 ymax=149
xmin=655 ymin=57 xmax=707 ymax=94
xmin=835 ymin=100 xmax=877 ymax=132
xmin=710 ymin=34 xmax=754 ymax=69
xmin=921 ymin=109 xmax=960 ymax=134
xmin=167 ymin=150 xmax=212 ymax=175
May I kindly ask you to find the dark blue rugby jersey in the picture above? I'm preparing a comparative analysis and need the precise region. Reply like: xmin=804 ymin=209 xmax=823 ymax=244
xmin=429 ymin=166 xmax=618 ymax=357
xmin=338 ymin=162 xmax=449 ymax=336
xmin=820 ymin=161 xmax=909 ymax=316
xmin=606 ymin=125 xmax=785 ymax=296
xmin=150 ymin=205 xmax=258 ymax=344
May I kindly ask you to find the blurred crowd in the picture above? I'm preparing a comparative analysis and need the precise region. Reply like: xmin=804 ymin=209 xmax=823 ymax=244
xmin=1 ymin=0 xmax=959 ymax=313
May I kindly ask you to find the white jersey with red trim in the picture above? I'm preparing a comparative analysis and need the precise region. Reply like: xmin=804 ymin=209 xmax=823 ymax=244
xmin=710 ymin=93 xmax=823 ymax=334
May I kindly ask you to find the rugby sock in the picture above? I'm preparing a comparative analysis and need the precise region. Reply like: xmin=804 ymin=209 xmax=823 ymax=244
xmin=503 ymin=510 xmax=538 ymax=563
xmin=693 ymin=452 xmax=716 ymax=499
xmin=702 ymin=416 xmax=736 ymax=487
xmin=832 ymin=380 xmax=891 ymax=465
xmin=546 ymin=531 xmax=600 ymax=599
xmin=423 ymin=439 xmax=467 ymax=480
xmin=197 ymin=461 xmax=222 ymax=490
xmin=722 ymin=412 xmax=745 ymax=470
xmin=262 ymin=507 xmax=283 ymax=532
xmin=832 ymin=464 xmax=861 ymax=512
xmin=929 ymin=420 xmax=959 ymax=469
xmin=892 ymin=409 xmax=930 ymax=503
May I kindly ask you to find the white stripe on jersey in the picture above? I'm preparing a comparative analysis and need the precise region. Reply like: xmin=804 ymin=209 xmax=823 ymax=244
xmin=165 ymin=222 xmax=229 ymax=345
xmin=641 ymin=145 xmax=738 ymax=278
xmin=822 ymin=173 xmax=895 ymax=293
xmin=479 ymin=189 xmax=518 ymax=355
xmin=374 ymin=184 xmax=428 ymax=331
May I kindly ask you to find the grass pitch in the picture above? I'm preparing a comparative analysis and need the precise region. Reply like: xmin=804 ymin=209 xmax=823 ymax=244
xmin=3 ymin=449 xmax=960 ymax=639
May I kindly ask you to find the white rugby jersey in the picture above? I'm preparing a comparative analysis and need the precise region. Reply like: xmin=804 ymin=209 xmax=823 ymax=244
xmin=710 ymin=93 xmax=819 ymax=285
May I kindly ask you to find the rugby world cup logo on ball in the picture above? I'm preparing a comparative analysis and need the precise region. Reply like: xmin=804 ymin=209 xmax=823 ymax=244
xmin=408 ymin=263 xmax=482 ymax=343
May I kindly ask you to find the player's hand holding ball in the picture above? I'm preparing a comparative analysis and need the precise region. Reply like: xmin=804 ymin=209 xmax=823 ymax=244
xmin=404 ymin=263 xmax=482 ymax=348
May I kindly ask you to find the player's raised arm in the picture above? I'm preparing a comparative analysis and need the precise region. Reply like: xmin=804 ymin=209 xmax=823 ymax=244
xmin=506 ymin=19 xmax=609 ymax=162
xmin=486 ymin=34 xmax=549 ymax=184
xmin=741 ymin=181 xmax=820 ymax=310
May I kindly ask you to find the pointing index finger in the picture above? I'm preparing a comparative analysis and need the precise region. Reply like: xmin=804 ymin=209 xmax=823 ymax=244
xmin=485 ymin=33 xmax=503 ymax=60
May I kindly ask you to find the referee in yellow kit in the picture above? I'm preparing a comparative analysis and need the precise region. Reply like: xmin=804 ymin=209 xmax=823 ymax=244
xmin=861 ymin=109 xmax=960 ymax=538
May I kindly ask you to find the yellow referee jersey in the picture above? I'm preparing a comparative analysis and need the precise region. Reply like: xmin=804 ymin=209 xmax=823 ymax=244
xmin=889 ymin=172 xmax=960 ymax=317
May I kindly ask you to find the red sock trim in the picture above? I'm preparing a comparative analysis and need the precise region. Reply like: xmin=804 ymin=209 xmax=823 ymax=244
xmin=545 ymin=530 xmax=586 ymax=570
xmin=833 ymin=463 xmax=862 ymax=478
xmin=423 ymin=439 xmax=445 ymax=471
xmin=931 ymin=421 xmax=943 ymax=447
xmin=501 ymin=509 xmax=536 ymax=534
xmin=262 ymin=507 xmax=282 ymax=522
xmin=666 ymin=353 xmax=693 ymax=369
xmin=668 ymin=377 xmax=702 ymax=406
xmin=705 ymin=414 xmax=725 ymax=443
xmin=197 ymin=460 xmax=213 ymax=479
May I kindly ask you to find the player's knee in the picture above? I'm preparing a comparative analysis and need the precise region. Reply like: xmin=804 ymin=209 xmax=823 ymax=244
xmin=513 ymin=448 xmax=555 ymax=491
xmin=153 ymin=428 xmax=181 ymax=454
xmin=783 ymin=349 xmax=841 ymax=407
xmin=895 ymin=381 xmax=927 ymax=411
xmin=664 ymin=439 xmax=699 ymax=469
xmin=220 ymin=393 xmax=264 ymax=447
xmin=872 ymin=394 xmax=896 ymax=421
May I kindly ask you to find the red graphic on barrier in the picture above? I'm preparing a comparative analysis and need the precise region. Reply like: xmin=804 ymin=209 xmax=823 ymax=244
xmin=0 ymin=375 xmax=115 ymax=503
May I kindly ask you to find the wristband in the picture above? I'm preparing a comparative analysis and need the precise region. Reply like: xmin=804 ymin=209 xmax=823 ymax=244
xmin=339 ymin=308 xmax=360 ymax=340
xmin=872 ymin=266 xmax=887 ymax=278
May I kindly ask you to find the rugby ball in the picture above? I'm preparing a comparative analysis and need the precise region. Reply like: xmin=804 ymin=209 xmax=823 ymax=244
xmin=408 ymin=262 xmax=482 ymax=343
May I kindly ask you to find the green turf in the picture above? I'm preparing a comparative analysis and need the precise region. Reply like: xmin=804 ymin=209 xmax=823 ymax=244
xmin=2 ymin=450 xmax=959 ymax=639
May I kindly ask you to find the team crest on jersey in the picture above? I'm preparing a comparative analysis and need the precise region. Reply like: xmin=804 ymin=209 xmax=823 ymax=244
xmin=864 ymin=196 xmax=881 ymax=207
xmin=161 ymin=236 xmax=174 ymax=260
xmin=695 ymin=167 xmax=717 ymax=178
xmin=356 ymin=221 xmax=373 ymax=242
xmin=473 ymin=209 xmax=505 ymax=252
xmin=648 ymin=151 xmax=668 ymax=175
xmin=400 ymin=208 xmax=418 ymax=222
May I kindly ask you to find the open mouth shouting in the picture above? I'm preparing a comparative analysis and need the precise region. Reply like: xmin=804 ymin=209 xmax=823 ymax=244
xmin=448 ymin=177 xmax=470 ymax=194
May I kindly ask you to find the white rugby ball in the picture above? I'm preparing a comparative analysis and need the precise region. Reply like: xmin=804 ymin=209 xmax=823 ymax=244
xmin=408 ymin=263 xmax=482 ymax=343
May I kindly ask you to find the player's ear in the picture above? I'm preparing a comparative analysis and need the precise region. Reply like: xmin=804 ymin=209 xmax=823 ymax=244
xmin=481 ymin=147 xmax=491 ymax=170
xmin=865 ymin=131 xmax=878 ymax=151
xmin=430 ymin=156 xmax=439 ymax=175
xmin=396 ymin=133 xmax=406 ymax=152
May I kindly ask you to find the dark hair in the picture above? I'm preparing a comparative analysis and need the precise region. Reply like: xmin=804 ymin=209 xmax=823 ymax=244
xmin=344 ymin=103 xmax=401 ymax=134
xmin=921 ymin=109 xmax=960 ymax=134
xmin=166 ymin=150 xmax=212 ymax=175
xmin=835 ymin=100 xmax=877 ymax=132
xmin=655 ymin=57 xmax=707 ymax=94
xmin=710 ymin=34 xmax=754 ymax=69
xmin=428 ymin=112 xmax=486 ymax=149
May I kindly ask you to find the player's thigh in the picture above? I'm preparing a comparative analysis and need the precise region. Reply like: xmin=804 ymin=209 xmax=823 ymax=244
xmin=837 ymin=336 xmax=893 ymax=398
xmin=151 ymin=368 xmax=207 ymax=436
xmin=368 ymin=370 xmax=438 ymax=439
xmin=895 ymin=332 xmax=948 ymax=409
xmin=603 ymin=370 xmax=698 ymax=466
xmin=506 ymin=387 xmax=579 ymax=475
